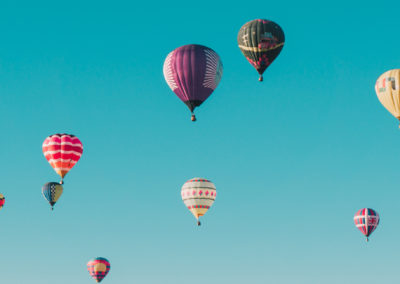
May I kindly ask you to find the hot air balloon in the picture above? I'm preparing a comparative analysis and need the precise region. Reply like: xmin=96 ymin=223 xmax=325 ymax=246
xmin=163 ymin=44 xmax=223 ymax=121
xmin=181 ymin=178 xmax=216 ymax=225
xmin=0 ymin=194 xmax=5 ymax=210
xmin=354 ymin=208 xmax=380 ymax=241
xmin=375 ymin=69 xmax=400 ymax=127
xmin=87 ymin=257 xmax=110 ymax=283
xmin=42 ymin=182 xmax=63 ymax=210
xmin=237 ymin=19 xmax=285 ymax=81
xmin=42 ymin=134 xmax=83 ymax=184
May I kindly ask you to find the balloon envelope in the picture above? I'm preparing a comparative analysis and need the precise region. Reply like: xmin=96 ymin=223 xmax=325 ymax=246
xmin=0 ymin=194 xmax=4 ymax=210
xmin=375 ymin=69 xmax=400 ymax=125
xmin=354 ymin=208 xmax=379 ymax=240
xmin=181 ymin=178 xmax=216 ymax=224
xmin=237 ymin=19 xmax=285 ymax=81
xmin=42 ymin=182 xmax=63 ymax=210
xmin=87 ymin=257 xmax=110 ymax=283
xmin=42 ymin=134 xmax=83 ymax=181
xmin=163 ymin=44 xmax=223 ymax=120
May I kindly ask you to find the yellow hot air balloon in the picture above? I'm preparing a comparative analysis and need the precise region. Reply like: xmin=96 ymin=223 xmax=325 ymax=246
xmin=375 ymin=69 xmax=400 ymax=126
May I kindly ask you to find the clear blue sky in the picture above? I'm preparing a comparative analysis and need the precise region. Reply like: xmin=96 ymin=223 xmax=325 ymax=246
xmin=0 ymin=0 xmax=399 ymax=283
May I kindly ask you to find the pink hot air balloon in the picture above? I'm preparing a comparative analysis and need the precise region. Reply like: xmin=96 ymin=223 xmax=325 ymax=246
xmin=354 ymin=208 xmax=380 ymax=241
xmin=0 ymin=193 xmax=4 ymax=210
xmin=42 ymin=134 xmax=83 ymax=184
xmin=87 ymin=257 xmax=110 ymax=283
xmin=163 ymin=44 xmax=223 ymax=121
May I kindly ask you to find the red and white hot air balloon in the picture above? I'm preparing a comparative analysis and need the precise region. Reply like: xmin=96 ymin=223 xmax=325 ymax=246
xmin=354 ymin=208 xmax=380 ymax=242
xmin=42 ymin=134 xmax=83 ymax=184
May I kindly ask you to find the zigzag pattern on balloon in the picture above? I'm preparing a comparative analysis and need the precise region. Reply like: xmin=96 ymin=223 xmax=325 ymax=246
xmin=187 ymin=205 xmax=210 ymax=209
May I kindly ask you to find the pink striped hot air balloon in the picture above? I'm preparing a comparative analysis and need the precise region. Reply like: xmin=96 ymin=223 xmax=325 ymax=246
xmin=354 ymin=208 xmax=380 ymax=242
xmin=42 ymin=134 xmax=83 ymax=184
xmin=87 ymin=257 xmax=110 ymax=283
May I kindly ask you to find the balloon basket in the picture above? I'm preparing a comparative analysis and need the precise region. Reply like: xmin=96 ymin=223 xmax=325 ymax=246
xmin=191 ymin=114 xmax=197 ymax=122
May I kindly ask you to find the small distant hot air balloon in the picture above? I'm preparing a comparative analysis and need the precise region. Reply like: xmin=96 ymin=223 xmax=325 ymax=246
xmin=0 ymin=194 xmax=5 ymax=210
xmin=354 ymin=208 xmax=380 ymax=242
xmin=163 ymin=44 xmax=223 ymax=121
xmin=42 ymin=182 xmax=63 ymax=210
xmin=181 ymin=178 xmax=217 ymax=225
xmin=238 ymin=19 xmax=285 ymax=81
xmin=375 ymin=69 xmax=400 ymax=127
xmin=87 ymin=257 xmax=110 ymax=283
xmin=42 ymin=134 xmax=83 ymax=184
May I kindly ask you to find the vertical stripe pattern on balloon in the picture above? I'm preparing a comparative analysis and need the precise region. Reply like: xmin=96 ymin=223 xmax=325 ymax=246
xmin=163 ymin=44 xmax=223 ymax=114
xmin=203 ymin=48 xmax=223 ymax=90
xmin=375 ymin=69 xmax=400 ymax=120
xmin=42 ymin=134 xmax=83 ymax=179
xmin=354 ymin=208 xmax=379 ymax=238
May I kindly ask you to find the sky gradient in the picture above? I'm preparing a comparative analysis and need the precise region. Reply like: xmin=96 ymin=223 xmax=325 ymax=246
xmin=0 ymin=0 xmax=400 ymax=283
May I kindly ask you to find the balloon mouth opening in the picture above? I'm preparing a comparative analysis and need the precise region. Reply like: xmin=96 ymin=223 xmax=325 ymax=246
xmin=191 ymin=114 xmax=197 ymax=122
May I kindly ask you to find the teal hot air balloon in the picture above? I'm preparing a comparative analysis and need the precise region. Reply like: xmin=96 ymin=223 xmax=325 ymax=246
xmin=237 ymin=19 xmax=285 ymax=81
xmin=42 ymin=182 xmax=63 ymax=210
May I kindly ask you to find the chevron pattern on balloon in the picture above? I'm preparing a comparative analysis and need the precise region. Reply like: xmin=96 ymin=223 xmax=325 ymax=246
xmin=203 ymin=48 xmax=223 ymax=90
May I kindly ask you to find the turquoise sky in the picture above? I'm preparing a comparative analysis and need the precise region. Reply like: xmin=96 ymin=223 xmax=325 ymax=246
xmin=1 ymin=0 xmax=400 ymax=283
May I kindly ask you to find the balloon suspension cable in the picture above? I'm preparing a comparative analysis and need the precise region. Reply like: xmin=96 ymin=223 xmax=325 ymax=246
xmin=191 ymin=114 xmax=197 ymax=122
xmin=259 ymin=75 xmax=263 ymax=82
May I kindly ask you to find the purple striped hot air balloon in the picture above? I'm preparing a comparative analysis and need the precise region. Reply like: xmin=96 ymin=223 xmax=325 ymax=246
xmin=163 ymin=44 xmax=223 ymax=121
